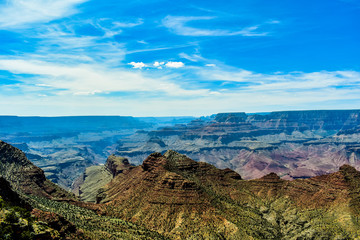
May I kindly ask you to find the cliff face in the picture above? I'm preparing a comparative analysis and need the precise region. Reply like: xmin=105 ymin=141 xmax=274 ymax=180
xmin=116 ymin=110 xmax=360 ymax=180
xmin=0 ymin=140 xmax=74 ymax=200
xmin=94 ymin=151 xmax=360 ymax=239
xmin=105 ymin=154 xmax=133 ymax=177
xmin=148 ymin=110 xmax=360 ymax=140
xmin=98 ymin=151 xmax=249 ymax=239
xmin=247 ymin=110 xmax=360 ymax=131
xmin=72 ymin=154 xmax=133 ymax=203
xmin=0 ymin=141 xmax=168 ymax=240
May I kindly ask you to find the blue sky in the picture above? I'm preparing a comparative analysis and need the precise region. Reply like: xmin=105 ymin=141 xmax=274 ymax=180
xmin=0 ymin=0 xmax=359 ymax=116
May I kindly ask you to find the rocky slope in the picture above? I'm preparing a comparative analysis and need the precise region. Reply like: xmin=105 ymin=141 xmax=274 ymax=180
xmin=72 ymin=154 xmax=133 ymax=202
xmin=2 ymin=140 xmax=360 ymax=239
xmin=116 ymin=110 xmax=360 ymax=180
xmin=0 ymin=140 xmax=74 ymax=200
xmin=0 ymin=140 xmax=168 ymax=239
xmin=0 ymin=175 xmax=86 ymax=239
xmin=91 ymin=150 xmax=360 ymax=239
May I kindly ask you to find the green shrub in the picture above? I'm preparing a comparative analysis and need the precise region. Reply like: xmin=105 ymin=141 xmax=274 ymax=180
xmin=0 ymin=224 xmax=14 ymax=239
xmin=5 ymin=211 xmax=18 ymax=224
xmin=0 ymin=198 xmax=5 ymax=209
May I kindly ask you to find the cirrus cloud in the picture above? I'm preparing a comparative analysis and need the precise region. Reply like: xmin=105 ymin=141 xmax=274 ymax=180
xmin=0 ymin=0 xmax=88 ymax=29
xmin=162 ymin=15 xmax=279 ymax=37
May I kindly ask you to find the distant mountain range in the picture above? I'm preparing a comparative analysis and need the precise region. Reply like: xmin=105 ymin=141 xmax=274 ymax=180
xmin=0 ymin=116 xmax=194 ymax=189
xmin=1 ymin=140 xmax=360 ymax=239
xmin=2 ymin=110 xmax=360 ymax=191
xmin=116 ymin=110 xmax=360 ymax=180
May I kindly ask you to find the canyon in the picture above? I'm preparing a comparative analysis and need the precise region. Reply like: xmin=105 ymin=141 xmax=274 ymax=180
xmin=2 ymin=110 xmax=360 ymax=238
xmin=1 ymin=140 xmax=360 ymax=239
xmin=0 ymin=116 xmax=193 ymax=189
xmin=116 ymin=110 xmax=360 ymax=180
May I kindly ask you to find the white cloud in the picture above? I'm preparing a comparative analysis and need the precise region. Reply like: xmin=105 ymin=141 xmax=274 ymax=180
xmin=1 ymin=58 xmax=360 ymax=116
xmin=205 ymin=64 xmax=216 ymax=67
xmin=128 ymin=62 xmax=147 ymax=69
xmin=0 ymin=59 xmax=209 ymax=97
xmin=153 ymin=61 xmax=165 ymax=69
xmin=154 ymin=61 xmax=165 ymax=67
xmin=127 ymin=61 xmax=185 ymax=69
xmin=0 ymin=0 xmax=87 ymax=29
xmin=2 ymin=81 xmax=360 ymax=117
xmin=165 ymin=61 xmax=185 ymax=68
xmin=162 ymin=15 xmax=272 ymax=37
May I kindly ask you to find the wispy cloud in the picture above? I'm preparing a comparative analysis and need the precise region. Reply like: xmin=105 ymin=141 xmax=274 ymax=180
xmin=195 ymin=67 xmax=360 ymax=95
xmin=0 ymin=0 xmax=356 ymax=116
xmin=0 ymin=0 xmax=88 ymax=29
xmin=126 ymin=44 xmax=195 ymax=54
xmin=205 ymin=64 xmax=216 ymax=67
xmin=162 ymin=15 xmax=278 ymax=37
xmin=20 ymin=18 xmax=135 ymax=66
xmin=0 ymin=58 xmax=208 ymax=97
xmin=1 ymin=58 xmax=360 ymax=116
xmin=179 ymin=52 xmax=204 ymax=62
xmin=92 ymin=18 xmax=144 ymax=37
xmin=0 ymin=2 xmax=143 ymax=66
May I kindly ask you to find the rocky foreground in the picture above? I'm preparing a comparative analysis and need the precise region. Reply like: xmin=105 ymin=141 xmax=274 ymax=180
xmin=1 ymin=140 xmax=360 ymax=239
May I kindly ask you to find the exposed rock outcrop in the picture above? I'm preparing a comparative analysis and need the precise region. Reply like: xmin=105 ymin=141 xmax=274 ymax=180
xmin=116 ymin=110 xmax=360 ymax=180
xmin=0 ymin=140 xmax=74 ymax=200
xmin=72 ymin=154 xmax=133 ymax=202
xmin=97 ymin=151 xmax=247 ymax=239
xmin=2 ymin=141 xmax=360 ymax=239
xmin=91 ymin=151 xmax=360 ymax=239
xmin=0 ymin=141 xmax=167 ymax=239
xmin=105 ymin=154 xmax=132 ymax=177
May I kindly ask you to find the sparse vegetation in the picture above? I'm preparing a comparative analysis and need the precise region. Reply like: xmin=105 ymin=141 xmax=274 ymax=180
xmin=0 ymin=197 xmax=35 ymax=240
xmin=26 ymin=195 xmax=168 ymax=239
xmin=2 ymin=139 xmax=360 ymax=239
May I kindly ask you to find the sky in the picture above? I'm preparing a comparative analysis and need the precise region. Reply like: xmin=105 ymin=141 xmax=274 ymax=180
xmin=0 ymin=0 xmax=359 ymax=116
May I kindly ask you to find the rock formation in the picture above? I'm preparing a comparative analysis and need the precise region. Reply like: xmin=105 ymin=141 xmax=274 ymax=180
xmin=72 ymin=154 xmax=133 ymax=202
xmin=116 ymin=110 xmax=360 ymax=180
xmin=0 ymin=140 xmax=74 ymax=200
xmin=2 ymin=140 xmax=360 ymax=239
xmin=89 ymin=150 xmax=360 ymax=239
xmin=0 ymin=141 xmax=166 ymax=240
